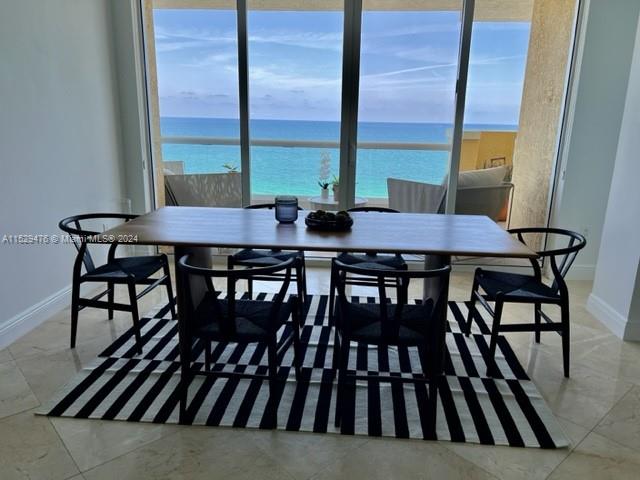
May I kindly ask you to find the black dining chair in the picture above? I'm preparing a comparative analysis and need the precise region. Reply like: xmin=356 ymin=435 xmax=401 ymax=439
xmin=59 ymin=213 xmax=176 ymax=353
xmin=332 ymin=259 xmax=451 ymax=437
xmin=177 ymin=255 xmax=302 ymax=427
xmin=464 ymin=227 xmax=586 ymax=377
xmin=228 ymin=203 xmax=307 ymax=304
xmin=328 ymin=207 xmax=408 ymax=327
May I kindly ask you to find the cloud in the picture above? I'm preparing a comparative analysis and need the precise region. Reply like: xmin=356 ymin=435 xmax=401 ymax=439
xmin=181 ymin=52 xmax=237 ymax=68
xmin=363 ymin=62 xmax=458 ymax=79
xmin=368 ymin=22 xmax=461 ymax=39
xmin=470 ymin=54 xmax=525 ymax=66
xmin=362 ymin=54 xmax=524 ymax=81
xmin=248 ymin=30 xmax=343 ymax=51
xmin=154 ymin=26 xmax=236 ymax=53
xmin=154 ymin=25 xmax=343 ymax=54
xmin=391 ymin=44 xmax=458 ymax=64
xmin=249 ymin=66 xmax=340 ymax=90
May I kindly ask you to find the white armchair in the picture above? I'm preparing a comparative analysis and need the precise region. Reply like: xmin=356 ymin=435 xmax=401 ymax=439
xmin=387 ymin=166 xmax=513 ymax=221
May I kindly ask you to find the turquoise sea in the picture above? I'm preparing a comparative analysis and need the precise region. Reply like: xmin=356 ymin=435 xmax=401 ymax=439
xmin=161 ymin=117 xmax=517 ymax=198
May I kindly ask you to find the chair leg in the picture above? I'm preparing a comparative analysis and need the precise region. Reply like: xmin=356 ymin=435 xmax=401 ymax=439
xmin=465 ymin=274 xmax=480 ymax=337
xmin=426 ymin=377 xmax=439 ymax=440
xmin=561 ymin=301 xmax=571 ymax=378
xmin=399 ymin=282 xmax=409 ymax=306
xmin=300 ymin=255 xmax=308 ymax=302
xmin=179 ymin=351 xmax=192 ymax=424
xmin=204 ymin=342 xmax=211 ymax=372
xmin=292 ymin=298 xmax=302 ymax=380
xmin=107 ymin=282 xmax=114 ymax=320
xmin=328 ymin=263 xmax=336 ymax=328
xmin=331 ymin=326 xmax=341 ymax=376
xmin=486 ymin=298 xmax=504 ymax=377
xmin=179 ymin=371 xmax=190 ymax=424
xmin=294 ymin=262 xmax=306 ymax=317
xmin=127 ymin=282 xmax=143 ymax=355
xmin=334 ymin=334 xmax=350 ymax=428
xmin=534 ymin=302 xmax=541 ymax=343
xmin=163 ymin=262 xmax=177 ymax=319
xmin=267 ymin=340 xmax=278 ymax=429
xmin=247 ymin=277 xmax=254 ymax=299
xmin=70 ymin=280 xmax=81 ymax=348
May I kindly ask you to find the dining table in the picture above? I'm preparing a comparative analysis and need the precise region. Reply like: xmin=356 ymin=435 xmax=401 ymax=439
xmin=95 ymin=205 xmax=536 ymax=321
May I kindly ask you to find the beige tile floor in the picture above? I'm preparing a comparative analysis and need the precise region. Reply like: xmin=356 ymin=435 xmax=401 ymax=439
xmin=1 ymin=267 xmax=640 ymax=480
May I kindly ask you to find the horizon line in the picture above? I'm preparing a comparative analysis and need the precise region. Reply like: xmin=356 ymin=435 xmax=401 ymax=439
xmin=160 ymin=115 xmax=518 ymax=126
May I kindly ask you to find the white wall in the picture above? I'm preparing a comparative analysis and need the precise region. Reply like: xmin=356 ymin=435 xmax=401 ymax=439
xmin=0 ymin=0 xmax=126 ymax=347
xmin=587 ymin=14 xmax=640 ymax=340
xmin=552 ymin=0 xmax=640 ymax=279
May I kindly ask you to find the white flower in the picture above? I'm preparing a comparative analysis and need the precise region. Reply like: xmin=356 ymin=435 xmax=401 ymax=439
xmin=319 ymin=151 xmax=331 ymax=181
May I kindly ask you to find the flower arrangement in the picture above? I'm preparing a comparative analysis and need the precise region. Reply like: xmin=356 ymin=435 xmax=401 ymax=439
xmin=318 ymin=151 xmax=332 ymax=198
xmin=318 ymin=151 xmax=331 ymax=190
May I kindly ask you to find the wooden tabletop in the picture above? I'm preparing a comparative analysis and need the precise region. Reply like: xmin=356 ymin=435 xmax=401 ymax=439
xmin=97 ymin=206 xmax=536 ymax=258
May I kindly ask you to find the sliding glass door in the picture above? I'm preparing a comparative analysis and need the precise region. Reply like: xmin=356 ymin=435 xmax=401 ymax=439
xmin=145 ymin=5 xmax=244 ymax=207
xmin=246 ymin=1 xmax=344 ymax=205
xmin=354 ymin=0 xmax=464 ymax=211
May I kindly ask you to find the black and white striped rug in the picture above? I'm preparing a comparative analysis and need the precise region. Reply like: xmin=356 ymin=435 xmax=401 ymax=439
xmin=39 ymin=294 xmax=569 ymax=448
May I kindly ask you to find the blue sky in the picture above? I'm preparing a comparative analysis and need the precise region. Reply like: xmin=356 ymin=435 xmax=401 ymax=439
xmin=153 ymin=8 xmax=530 ymax=125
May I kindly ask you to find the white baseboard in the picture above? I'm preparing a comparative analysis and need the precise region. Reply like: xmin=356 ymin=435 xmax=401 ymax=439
xmin=587 ymin=293 xmax=640 ymax=340
xmin=0 ymin=285 xmax=72 ymax=350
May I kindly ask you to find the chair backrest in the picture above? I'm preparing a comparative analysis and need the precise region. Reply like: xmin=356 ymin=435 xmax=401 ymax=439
xmin=333 ymin=259 xmax=451 ymax=343
xmin=387 ymin=178 xmax=445 ymax=213
xmin=509 ymin=227 xmax=586 ymax=296
xmin=347 ymin=206 xmax=399 ymax=213
xmin=178 ymin=255 xmax=295 ymax=337
xmin=59 ymin=213 xmax=137 ymax=274
xmin=245 ymin=203 xmax=303 ymax=211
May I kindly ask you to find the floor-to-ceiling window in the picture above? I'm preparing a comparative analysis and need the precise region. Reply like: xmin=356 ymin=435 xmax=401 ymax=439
xmin=454 ymin=1 xmax=533 ymax=225
xmin=246 ymin=1 xmax=344 ymax=204
xmin=354 ymin=1 xmax=463 ymax=210
xmin=147 ymin=4 xmax=244 ymax=207
xmin=142 ymin=0 xmax=579 ymax=238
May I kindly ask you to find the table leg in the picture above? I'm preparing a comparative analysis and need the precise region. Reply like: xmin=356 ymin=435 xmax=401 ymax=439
xmin=423 ymin=254 xmax=451 ymax=304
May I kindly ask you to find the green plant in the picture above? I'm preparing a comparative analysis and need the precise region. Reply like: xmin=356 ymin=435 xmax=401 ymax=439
xmin=318 ymin=180 xmax=330 ymax=190
xmin=222 ymin=163 xmax=239 ymax=173
xmin=331 ymin=175 xmax=339 ymax=187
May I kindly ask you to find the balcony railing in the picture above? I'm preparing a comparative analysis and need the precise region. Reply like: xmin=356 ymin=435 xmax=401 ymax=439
xmin=160 ymin=136 xmax=452 ymax=152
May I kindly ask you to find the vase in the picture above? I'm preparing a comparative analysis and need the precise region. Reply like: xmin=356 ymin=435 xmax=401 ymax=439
xmin=332 ymin=186 xmax=339 ymax=201
xmin=320 ymin=188 xmax=329 ymax=199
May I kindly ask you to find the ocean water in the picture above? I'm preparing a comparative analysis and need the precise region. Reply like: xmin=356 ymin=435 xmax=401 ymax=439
xmin=161 ymin=117 xmax=516 ymax=198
